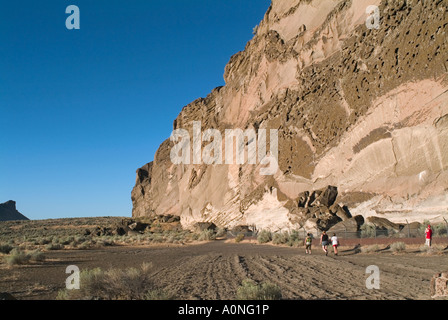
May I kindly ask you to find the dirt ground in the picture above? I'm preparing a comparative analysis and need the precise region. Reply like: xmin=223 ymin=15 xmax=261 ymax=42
xmin=1 ymin=240 xmax=447 ymax=300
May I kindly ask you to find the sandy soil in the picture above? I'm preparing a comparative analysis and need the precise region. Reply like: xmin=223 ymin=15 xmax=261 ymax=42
xmin=1 ymin=240 xmax=447 ymax=300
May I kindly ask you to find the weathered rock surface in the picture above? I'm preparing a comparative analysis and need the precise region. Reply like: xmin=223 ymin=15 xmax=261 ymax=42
xmin=132 ymin=0 xmax=448 ymax=231
xmin=0 ymin=201 xmax=29 ymax=222
xmin=366 ymin=216 xmax=403 ymax=232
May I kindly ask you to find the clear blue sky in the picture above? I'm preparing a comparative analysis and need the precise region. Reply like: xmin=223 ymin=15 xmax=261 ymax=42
xmin=0 ymin=0 xmax=270 ymax=220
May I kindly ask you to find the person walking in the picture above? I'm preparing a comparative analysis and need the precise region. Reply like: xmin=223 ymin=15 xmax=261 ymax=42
xmin=320 ymin=231 xmax=329 ymax=256
xmin=425 ymin=224 xmax=433 ymax=247
xmin=331 ymin=233 xmax=339 ymax=256
xmin=305 ymin=233 xmax=313 ymax=255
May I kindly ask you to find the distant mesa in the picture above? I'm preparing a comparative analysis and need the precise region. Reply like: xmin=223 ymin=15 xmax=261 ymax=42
xmin=0 ymin=201 xmax=29 ymax=222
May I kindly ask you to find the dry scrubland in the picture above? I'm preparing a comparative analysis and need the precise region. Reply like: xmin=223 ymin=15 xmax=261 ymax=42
xmin=0 ymin=217 xmax=447 ymax=300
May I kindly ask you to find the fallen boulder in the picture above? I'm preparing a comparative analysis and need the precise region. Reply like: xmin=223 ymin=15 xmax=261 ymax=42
xmin=328 ymin=215 xmax=364 ymax=234
xmin=128 ymin=221 xmax=148 ymax=232
xmin=330 ymin=204 xmax=352 ymax=221
xmin=366 ymin=216 xmax=402 ymax=232
xmin=317 ymin=215 xmax=341 ymax=231
xmin=315 ymin=186 xmax=338 ymax=207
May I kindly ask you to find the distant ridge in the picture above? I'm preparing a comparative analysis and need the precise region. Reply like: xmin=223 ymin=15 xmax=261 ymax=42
xmin=0 ymin=201 xmax=29 ymax=221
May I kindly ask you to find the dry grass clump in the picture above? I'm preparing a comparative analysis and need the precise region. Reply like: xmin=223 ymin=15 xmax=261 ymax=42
xmin=390 ymin=242 xmax=406 ymax=253
xmin=257 ymin=230 xmax=302 ymax=247
xmin=235 ymin=233 xmax=245 ymax=243
xmin=361 ymin=244 xmax=380 ymax=253
xmin=236 ymin=279 xmax=282 ymax=300
xmin=257 ymin=230 xmax=272 ymax=244
xmin=418 ymin=244 xmax=446 ymax=255
xmin=0 ymin=243 xmax=14 ymax=254
xmin=4 ymin=248 xmax=45 ymax=266
xmin=57 ymin=263 xmax=175 ymax=300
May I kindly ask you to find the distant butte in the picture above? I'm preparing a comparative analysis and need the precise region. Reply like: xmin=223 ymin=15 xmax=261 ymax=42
xmin=0 ymin=201 xmax=29 ymax=221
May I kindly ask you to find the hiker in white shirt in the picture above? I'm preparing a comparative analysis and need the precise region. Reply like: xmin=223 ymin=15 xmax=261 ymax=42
xmin=331 ymin=233 xmax=339 ymax=256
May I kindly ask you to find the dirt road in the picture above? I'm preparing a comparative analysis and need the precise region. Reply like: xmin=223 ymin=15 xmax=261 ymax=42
xmin=1 ymin=241 xmax=446 ymax=300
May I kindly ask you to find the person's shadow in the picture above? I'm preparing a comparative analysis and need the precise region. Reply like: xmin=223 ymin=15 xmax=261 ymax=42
xmin=340 ymin=244 xmax=361 ymax=255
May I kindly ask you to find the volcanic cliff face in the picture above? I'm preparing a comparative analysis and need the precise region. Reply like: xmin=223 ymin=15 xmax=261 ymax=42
xmin=132 ymin=0 xmax=448 ymax=231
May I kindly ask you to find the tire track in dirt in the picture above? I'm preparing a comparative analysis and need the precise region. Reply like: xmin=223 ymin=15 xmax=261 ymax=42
xmin=339 ymin=255 xmax=435 ymax=299
xmin=148 ymin=244 xmax=439 ymax=300
xmin=151 ymin=253 xmax=247 ymax=300
xmin=244 ymin=254 xmax=370 ymax=299
xmin=3 ymin=242 xmax=444 ymax=300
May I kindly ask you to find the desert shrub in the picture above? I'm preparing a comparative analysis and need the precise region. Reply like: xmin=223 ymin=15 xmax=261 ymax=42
xmin=419 ymin=244 xmax=444 ymax=254
xmin=257 ymin=230 xmax=272 ymax=244
xmin=191 ymin=233 xmax=200 ymax=241
xmin=237 ymin=279 xmax=282 ymax=300
xmin=360 ymin=224 xmax=376 ymax=238
xmin=272 ymin=232 xmax=289 ymax=245
xmin=0 ymin=243 xmax=14 ymax=254
xmin=150 ymin=234 xmax=165 ymax=243
xmin=5 ymin=248 xmax=31 ymax=266
xmin=198 ymin=229 xmax=217 ymax=241
xmin=37 ymin=237 xmax=53 ymax=245
xmin=286 ymin=230 xmax=301 ymax=247
xmin=235 ymin=233 xmax=245 ymax=243
xmin=77 ymin=240 xmax=94 ymax=250
xmin=361 ymin=244 xmax=379 ymax=253
xmin=390 ymin=242 xmax=406 ymax=253
xmin=215 ymin=228 xmax=227 ymax=238
xmin=60 ymin=236 xmax=76 ymax=246
xmin=165 ymin=234 xmax=176 ymax=243
xmin=173 ymin=231 xmax=191 ymax=243
xmin=5 ymin=248 xmax=45 ymax=266
xmin=57 ymin=263 xmax=174 ymax=300
xmin=387 ymin=228 xmax=397 ymax=237
xmin=434 ymin=224 xmax=447 ymax=237
xmin=29 ymin=250 xmax=45 ymax=262
xmin=95 ymin=238 xmax=115 ymax=247
xmin=45 ymin=243 xmax=64 ymax=251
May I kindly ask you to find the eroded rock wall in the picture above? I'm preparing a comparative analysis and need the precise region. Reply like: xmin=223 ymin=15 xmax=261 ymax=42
xmin=132 ymin=0 xmax=448 ymax=231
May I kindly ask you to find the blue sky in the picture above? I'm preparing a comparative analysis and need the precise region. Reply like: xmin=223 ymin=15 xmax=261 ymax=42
xmin=0 ymin=0 xmax=270 ymax=220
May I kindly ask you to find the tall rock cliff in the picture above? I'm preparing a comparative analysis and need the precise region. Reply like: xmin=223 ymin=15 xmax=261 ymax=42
xmin=132 ymin=0 xmax=448 ymax=231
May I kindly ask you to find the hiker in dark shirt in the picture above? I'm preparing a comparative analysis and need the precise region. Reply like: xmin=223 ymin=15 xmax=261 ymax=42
xmin=320 ymin=231 xmax=329 ymax=256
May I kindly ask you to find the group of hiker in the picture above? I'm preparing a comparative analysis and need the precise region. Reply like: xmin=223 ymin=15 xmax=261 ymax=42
xmin=303 ymin=224 xmax=435 ymax=256
xmin=304 ymin=231 xmax=339 ymax=256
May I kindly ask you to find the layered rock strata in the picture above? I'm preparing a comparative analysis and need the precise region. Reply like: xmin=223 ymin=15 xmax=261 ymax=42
xmin=132 ymin=0 xmax=448 ymax=231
